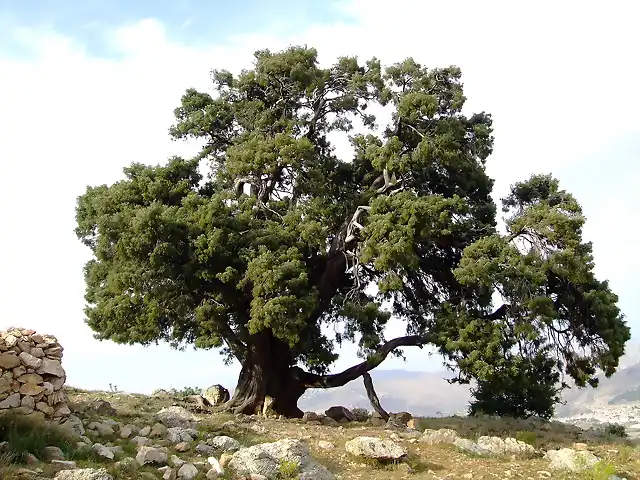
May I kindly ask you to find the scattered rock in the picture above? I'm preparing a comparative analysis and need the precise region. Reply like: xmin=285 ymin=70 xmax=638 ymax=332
xmin=157 ymin=406 xmax=199 ymax=428
xmin=171 ymin=455 xmax=186 ymax=467
xmin=196 ymin=443 xmax=216 ymax=455
xmin=208 ymin=435 xmax=241 ymax=452
xmin=159 ymin=466 xmax=177 ymax=480
xmin=476 ymin=436 xmax=537 ymax=457
xmin=207 ymin=456 xmax=224 ymax=476
xmin=325 ymin=406 xmax=355 ymax=422
xmin=89 ymin=399 xmax=116 ymax=416
xmin=136 ymin=445 xmax=169 ymax=466
xmin=177 ymin=463 xmax=199 ymax=479
xmin=389 ymin=411 xmax=412 ymax=425
xmin=321 ymin=416 xmax=339 ymax=426
xmin=317 ymin=440 xmax=335 ymax=450
xmin=87 ymin=421 xmax=114 ymax=437
xmin=202 ymin=384 xmax=230 ymax=406
xmin=51 ymin=460 xmax=77 ymax=470
xmin=132 ymin=435 xmax=151 ymax=446
xmin=150 ymin=422 xmax=169 ymax=437
xmin=43 ymin=446 xmax=65 ymax=461
xmin=421 ymin=428 xmax=459 ymax=445
xmin=302 ymin=411 xmax=320 ymax=422
xmin=92 ymin=443 xmax=115 ymax=460
xmin=175 ymin=441 xmax=191 ymax=452
xmin=61 ymin=415 xmax=85 ymax=436
xmin=345 ymin=436 xmax=407 ymax=461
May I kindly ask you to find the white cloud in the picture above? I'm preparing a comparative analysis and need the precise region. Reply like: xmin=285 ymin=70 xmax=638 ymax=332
xmin=0 ymin=0 xmax=638 ymax=393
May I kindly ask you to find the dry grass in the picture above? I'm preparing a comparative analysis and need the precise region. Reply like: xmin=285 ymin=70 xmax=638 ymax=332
xmin=4 ymin=386 xmax=635 ymax=480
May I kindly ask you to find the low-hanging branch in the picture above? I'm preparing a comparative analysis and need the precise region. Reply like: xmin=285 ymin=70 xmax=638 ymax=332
xmin=294 ymin=303 xmax=511 ymax=389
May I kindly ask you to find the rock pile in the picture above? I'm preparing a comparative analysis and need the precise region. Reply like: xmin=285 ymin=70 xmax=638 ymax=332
xmin=0 ymin=327 xmax=69 ymax=420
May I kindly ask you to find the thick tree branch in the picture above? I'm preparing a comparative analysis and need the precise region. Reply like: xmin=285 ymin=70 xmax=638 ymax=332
xmin=297 ymin=334 xmax=429 ymax=388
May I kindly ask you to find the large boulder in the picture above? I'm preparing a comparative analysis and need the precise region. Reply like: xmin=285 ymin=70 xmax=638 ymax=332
xmin=421 ymin=428 xmax=459 ymax=445
xmin=544 ymin=448 xmax=599 ymax=472
xmin=54 ymin=468 xmax=113 ymax=480
xmin=202 ymin=385 xmax=230 ymax=406
xmin=476 ymin=436 xmax=537 ymax=458
xmin=228 ymin=438 xmax=334 ymax=480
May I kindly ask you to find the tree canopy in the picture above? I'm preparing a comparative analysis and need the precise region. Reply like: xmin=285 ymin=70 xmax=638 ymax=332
xmin=75 ymin=46 xmax=630 ymax=417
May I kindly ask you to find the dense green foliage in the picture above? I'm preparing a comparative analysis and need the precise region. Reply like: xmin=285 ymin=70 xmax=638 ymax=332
xmin=75 ymin=46 xmax=630 ymax=412
xmin=468 ymin=352 xmax=562 ymax=419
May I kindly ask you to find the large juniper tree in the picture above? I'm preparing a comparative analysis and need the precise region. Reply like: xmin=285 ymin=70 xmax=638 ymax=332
xmin=75 ymin=46 xmax=630 ymax=417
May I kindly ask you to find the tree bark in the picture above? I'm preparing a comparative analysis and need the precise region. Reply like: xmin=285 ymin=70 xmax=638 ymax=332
xmin=223 ymin=331 xmax=307 ymax=418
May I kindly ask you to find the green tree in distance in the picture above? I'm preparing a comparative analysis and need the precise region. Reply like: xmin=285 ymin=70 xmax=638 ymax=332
xmin=75 ymin=46 xmax=630 ymax=417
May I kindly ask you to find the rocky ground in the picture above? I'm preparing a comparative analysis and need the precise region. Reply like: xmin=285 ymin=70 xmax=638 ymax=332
xmin=0 ymin=387 xmax=639 ymax=480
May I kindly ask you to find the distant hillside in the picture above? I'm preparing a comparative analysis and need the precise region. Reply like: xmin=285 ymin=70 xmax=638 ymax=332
xmin=299 ymin=369 xmax=471 ymax=416
xmin=299 ymin=339 xmax=640 ymax=417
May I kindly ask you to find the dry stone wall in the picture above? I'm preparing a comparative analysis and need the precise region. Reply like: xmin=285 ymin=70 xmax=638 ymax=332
xmin=0 ymin=327 xmax=70 ymax=420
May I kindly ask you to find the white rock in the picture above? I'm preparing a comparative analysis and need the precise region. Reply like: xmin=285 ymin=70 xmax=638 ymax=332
xmin=159 ymin=466 xmax=177 ymax=480
xmin=345 ymin=436 xmax=406 ymax=460
xmin=177 ymin=463 xmax=198 ymax=479
xmin=54 ymin=468 xmax=113 ymax=480
xmin=317 ymin=441 xmax=335 ymax=449
xmin=136 ymin=445 xmax=168 ymax=466
xmin=544 ymin=448 xmax=599 ymax=472
xmin=207 ymin=456 xmax=224 ymax=475
xmin=208 ymin=435 xmax=241 ymax=452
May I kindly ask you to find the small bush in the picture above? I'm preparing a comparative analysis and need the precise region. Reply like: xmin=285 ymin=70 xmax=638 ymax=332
xmin=278 ymin=459 xmax=300 ymax=479
xmin=169 ymin=386 xmax=201 ymax=397
xmin=515 ymin=430 xmax=538 ymax=447
xmin=604 ymin=423 xmax=627 ymax=438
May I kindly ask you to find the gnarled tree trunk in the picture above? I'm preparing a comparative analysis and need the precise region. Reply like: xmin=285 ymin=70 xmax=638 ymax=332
xmin=224 ymin=331 xmax=307 ymax=418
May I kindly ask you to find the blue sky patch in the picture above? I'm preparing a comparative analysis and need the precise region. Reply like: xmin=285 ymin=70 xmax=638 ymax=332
xmin=0 ymin=0 xmax=353 ymax=58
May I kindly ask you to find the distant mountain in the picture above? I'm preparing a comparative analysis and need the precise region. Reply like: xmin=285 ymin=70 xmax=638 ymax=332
xmin=299 ymin=339 xmax=640 ymax=418
xmin=299 ymin=369 xmax=471 ymax=416
xmin=556 ymin=351 xmax=640 ymax=416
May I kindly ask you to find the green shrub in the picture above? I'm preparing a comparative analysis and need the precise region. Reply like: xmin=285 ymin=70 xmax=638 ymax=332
xmin=0 ymin=412 xmax=76 ymax=463
xmin=604 ymin=423 xmax=627 ymax=438
xmin=515 ymin=430 xmax=538 ymax=447
xmin=168 ymin=386 xmax=201 ymax=397
xmin=468 ymin=353 xmax=562 ymax=420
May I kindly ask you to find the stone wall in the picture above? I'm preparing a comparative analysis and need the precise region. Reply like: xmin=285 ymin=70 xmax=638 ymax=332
xmin=0 ymin=327 xmax=70 ymax=420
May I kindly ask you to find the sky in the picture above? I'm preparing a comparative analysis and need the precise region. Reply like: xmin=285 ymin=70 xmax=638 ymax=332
xmin=0 ymin=0 xmax=639 ymax=395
